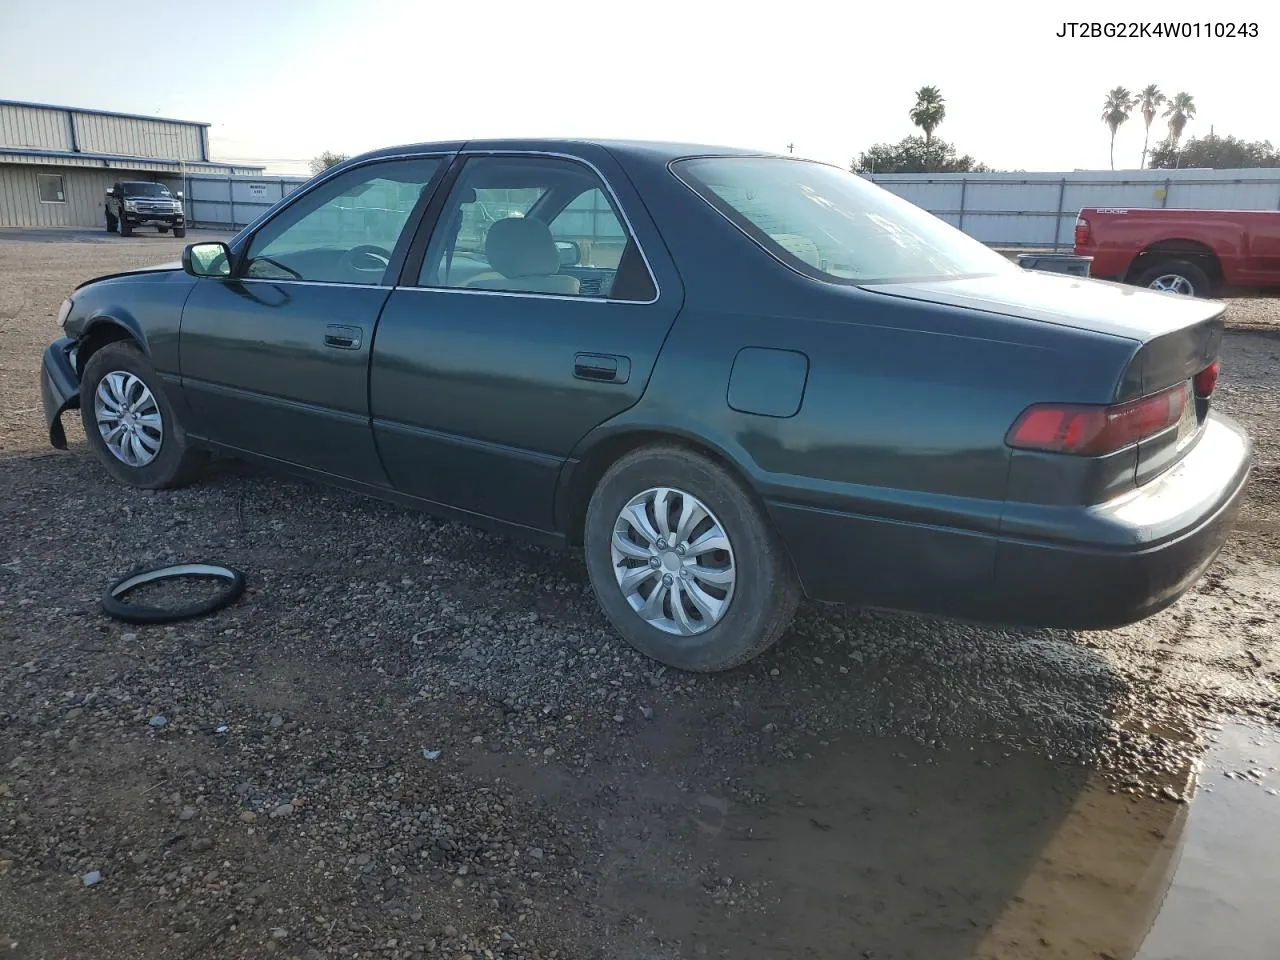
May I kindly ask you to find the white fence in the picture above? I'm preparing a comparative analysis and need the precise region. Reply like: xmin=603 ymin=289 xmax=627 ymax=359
xmin=866 ymin=168 xmax=1280 ymax=249
xmin=158 ymin=172 xmax=310 ymax=230
xmin=164 ymin=167 xmax=1280 ymax=247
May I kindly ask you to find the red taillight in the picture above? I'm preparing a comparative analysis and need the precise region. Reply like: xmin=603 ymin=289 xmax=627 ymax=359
xmin=1074 ymin=216 xmax=1091 ymax=248
xmin=1007 ymin=382 xmax=1189 ymax=456
xmin=1194 ymin=360 xmax=1220 ymax=398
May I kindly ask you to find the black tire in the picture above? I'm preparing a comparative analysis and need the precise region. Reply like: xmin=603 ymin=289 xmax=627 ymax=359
xmin=79 ymin=341 xmax=207 ymax=489
xmin=102 ymin=563 xmax=246 ymax=624
xmin=584 ymin=444 xmax=801 ymax=672
xmin=157 ymin=225 xmax=170 ymax=234
xmin=119 ymin=217 xmax=133 ymax=237
xmin=105 ymin=209 xmax=117 ymax=233
xmin=173 ymin=227 xmax=186 ymax=238
xmin=1132 ymin=257 xmax=1213 ymax=298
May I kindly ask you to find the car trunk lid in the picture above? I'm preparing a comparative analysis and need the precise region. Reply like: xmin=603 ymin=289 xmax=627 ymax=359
xmin=863 ymin=269 xmax=1225 ymax=485
xmin=862 ymin=269 xmax=1223 ymax=347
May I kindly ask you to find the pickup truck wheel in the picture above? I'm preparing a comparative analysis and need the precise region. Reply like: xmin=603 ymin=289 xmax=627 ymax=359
xmin=584 ymin=445 xmax=801 ymax=672
xmin=79 ymin=341 xmax=207 ymax=490
xmin=173 ymin=227 xmax=186 ymax=238
xmin=1133 ymin=258 xmax=1212 ymax=298
xmin=119 ymin=217 xmax=133 ymax=237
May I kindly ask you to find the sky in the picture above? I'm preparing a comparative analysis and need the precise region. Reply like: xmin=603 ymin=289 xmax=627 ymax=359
xmin=0 ymin=0 xmax=1272 ymax=175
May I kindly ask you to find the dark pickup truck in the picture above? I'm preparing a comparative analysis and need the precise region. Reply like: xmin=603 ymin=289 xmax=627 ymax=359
xmin=1074 ymin=206 xmax=1280 ymax=298
xmin=105 ymin=181 xmax=186 ymax=238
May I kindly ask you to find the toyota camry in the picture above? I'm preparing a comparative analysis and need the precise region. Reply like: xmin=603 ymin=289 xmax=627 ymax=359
xmin=40 ymin=139 xmax=1252 ymax=671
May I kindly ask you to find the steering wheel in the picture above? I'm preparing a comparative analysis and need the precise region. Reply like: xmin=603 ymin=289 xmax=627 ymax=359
xmin=343 ymin=244 xmax=392 ymax=275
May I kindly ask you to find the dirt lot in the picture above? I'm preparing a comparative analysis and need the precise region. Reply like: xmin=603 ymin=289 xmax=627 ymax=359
xmin=2 ymin=232 xmax=1279 ymax=960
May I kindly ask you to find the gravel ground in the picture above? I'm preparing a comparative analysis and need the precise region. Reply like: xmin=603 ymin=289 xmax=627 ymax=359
xmin=1217 ymin=293 xmax=1280 ymax=331
xmin=1 ymin=234 xmax=1279 ymax=959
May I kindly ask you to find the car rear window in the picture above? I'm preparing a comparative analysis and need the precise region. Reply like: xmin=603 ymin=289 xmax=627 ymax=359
xmin=672 ymin=156 xmax=1014 ymax=284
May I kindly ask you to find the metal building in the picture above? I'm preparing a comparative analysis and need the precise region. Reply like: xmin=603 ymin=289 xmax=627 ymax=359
xmin=0 ymin=99 xmax=264 ymax=228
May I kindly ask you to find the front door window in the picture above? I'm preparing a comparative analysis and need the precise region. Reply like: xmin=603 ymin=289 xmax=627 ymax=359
xmin=244 ymin=157 xmax=442 ymax=285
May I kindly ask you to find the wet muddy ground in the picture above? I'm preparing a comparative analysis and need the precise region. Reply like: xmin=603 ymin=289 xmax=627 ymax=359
xmin=1137 ymin=721 xmax=1280 ymax=960
xmin=1 ymin=235 xmax=1278 ymax=959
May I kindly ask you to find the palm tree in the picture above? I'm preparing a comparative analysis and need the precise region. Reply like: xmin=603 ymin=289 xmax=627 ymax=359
xmin=909 ymin=86 xmax=946 ymax=145
xmin=1163 ymin=92 xmax=1197 ymax=166
xmin=1101 ymin=86 xmax=1135 ymax=170
xmin=1136 ymin=84 xmax=1165 ymax=169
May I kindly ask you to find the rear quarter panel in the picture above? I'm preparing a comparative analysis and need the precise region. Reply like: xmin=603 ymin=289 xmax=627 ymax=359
xmin=651 ymin=280 xmax=1133 ymax=524
xmin=599 ymin=274 xmax=1134 ymax=613
xmin=1242 ymin=212 xmax=1280 ymax=283
xmin=1078 ymin=208 xmax=1252 ymax=283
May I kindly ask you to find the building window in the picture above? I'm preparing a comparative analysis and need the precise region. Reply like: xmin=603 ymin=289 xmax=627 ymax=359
xmin=37 ymin=174 xmax=66 ymax=204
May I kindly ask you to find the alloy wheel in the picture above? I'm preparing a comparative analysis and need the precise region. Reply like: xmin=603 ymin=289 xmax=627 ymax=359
xmin=1148 ymin=273 xmax=1195 ymax=295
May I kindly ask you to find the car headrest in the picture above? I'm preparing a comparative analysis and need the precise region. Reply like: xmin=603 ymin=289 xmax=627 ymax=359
xmin=484 ymin=217 xmax=559 ymax=279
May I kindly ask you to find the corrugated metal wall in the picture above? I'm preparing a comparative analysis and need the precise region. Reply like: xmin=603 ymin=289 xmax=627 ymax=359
xmin=868 ymin=168 xmax=1280 ymax=248
xmin=0 ymin=103 xmax=71 ymax=151
xmin=1 ymin=102 xmax=207 ymax=161
xmin=72 ymin=111 xmax=205 ymax=161
xmin=0 ymin=103 xmax=277 ymax=228
xmin=0 ymin=165 xmax=300 ymax=228
xmin=171 ymin=173 xmax=309 ymax=229
xmin=0 ymin=165 xmax=120 ymax=227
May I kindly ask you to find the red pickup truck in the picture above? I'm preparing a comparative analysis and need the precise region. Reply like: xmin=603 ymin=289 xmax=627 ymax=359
xmin=1074 ymin=207 xmax=1280 ymax=298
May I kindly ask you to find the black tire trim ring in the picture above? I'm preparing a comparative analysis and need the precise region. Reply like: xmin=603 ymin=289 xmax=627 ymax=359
xmin=102 ymin=563 xmax=247 ymax=624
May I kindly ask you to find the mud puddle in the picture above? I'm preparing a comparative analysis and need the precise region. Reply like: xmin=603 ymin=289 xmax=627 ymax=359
xmin=1136 ymin=720 xmax=1280 ymax=960
xmin=473 ymin=712 xmax=1278 ymax=959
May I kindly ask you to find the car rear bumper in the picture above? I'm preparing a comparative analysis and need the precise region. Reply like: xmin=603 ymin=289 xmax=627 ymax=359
xmin=40 ymin=337 xmax=81 ymax=449
xmin=768 ymin=411 xmax=1252 ymax=630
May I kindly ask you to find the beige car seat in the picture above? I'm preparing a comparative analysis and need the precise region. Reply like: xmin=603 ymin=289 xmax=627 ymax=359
xmin=463 ymin=217 xmax=581 ymax=295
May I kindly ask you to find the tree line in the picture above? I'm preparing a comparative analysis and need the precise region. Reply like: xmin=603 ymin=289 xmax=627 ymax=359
xmin=1103 ymin=85 xmax=1194 ymax=169
xmin=1102 ymin=85 xmax=1279 ymax=169
xmin=848 ymin=85 xmax=1278 ymax=174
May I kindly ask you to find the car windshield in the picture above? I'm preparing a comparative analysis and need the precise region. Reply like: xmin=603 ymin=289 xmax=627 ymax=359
xmin=673 ymin=156 xmax=1014 ymax=284
xmin=124 ymin=182 xmax=171 ymax=197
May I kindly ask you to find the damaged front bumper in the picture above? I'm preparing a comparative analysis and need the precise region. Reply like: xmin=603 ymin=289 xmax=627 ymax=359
xmin=40 ymin=337 xmax=80 ymax=449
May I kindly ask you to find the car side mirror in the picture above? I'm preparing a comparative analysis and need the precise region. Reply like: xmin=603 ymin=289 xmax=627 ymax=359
xmin=176 ymin=191 xmax=184 ymax=200
xmin=105 ymin=189 xmax=113 ymax=199
xmin=182 ymin=241 xmax=232 ymax=278
xmin=555 ymin=240 xmax=581 ymax=267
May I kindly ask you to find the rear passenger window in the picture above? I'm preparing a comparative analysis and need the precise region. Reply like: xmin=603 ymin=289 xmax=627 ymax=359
xmin=418 ymin=156 xmax=656 ymax=301
xmin=548 ymin=189 xmax=628 ymax=268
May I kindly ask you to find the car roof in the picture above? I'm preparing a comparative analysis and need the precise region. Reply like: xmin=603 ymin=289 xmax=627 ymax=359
xmin=353 ymin=138 xmax=785 ymax=166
